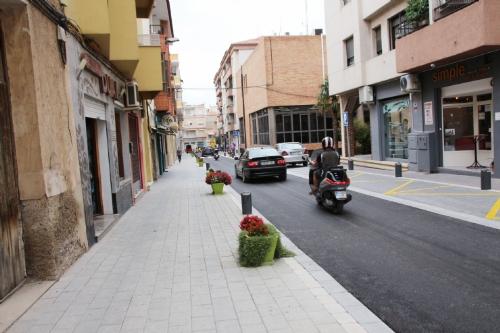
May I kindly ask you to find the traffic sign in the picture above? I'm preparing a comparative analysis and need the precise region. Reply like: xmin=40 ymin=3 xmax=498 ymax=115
xmin=233 ymin=130 xmax=239 ymax=137
xmin=343 ymin=112 xmax=349 ymax=126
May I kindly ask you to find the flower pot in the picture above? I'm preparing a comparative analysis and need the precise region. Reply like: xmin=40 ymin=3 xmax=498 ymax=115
xmin=198 ymin=161 xmax=204 ymax=167
xmin=261 ymin=235 xmax=278 ymax=266
xmin=206 ymin=171 xmax=210 ymax=176
xmin=211 ymin=183 xmax=224 ymax=194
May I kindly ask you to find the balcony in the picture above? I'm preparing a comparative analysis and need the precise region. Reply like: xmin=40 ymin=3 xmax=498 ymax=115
xmin=216 ymin=86 xmax=222 ymax=97
xmin=228 ymin=123 xmax=235 ymax=131
xmin=396 ymin=0 xmax=500 ymax=73
xmin=226 ymin=105 xmax=234 ymax=114
xmin=134 ymin=46 xmax=162 ymax=99
xmin=223 ymin=67 xmax=232 ymax=82
xmin=217 ymin=100 xmax=223 ymax=109
xmin=226 ymin=87 xmax=233 ymax=97
xmin=150 ymin=25 xmax=164 ymax=35
xmin=135 ymin=0 xmax=155 ymax=19
xmin=138 ymin=34 xmax=160 ymax=46
xmin=434 ymin=0 xmax=478 ymax=21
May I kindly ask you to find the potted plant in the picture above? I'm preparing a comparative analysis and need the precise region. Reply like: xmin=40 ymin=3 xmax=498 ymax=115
xmin=205 ymin=171 xmax=232 ymax=194
xmin=405 ymin=0 xmax=429 ymax=28
xmin=206 ymin=167 xmax=215 ymax=176
xmin=198 ymin=157 xmax=204 ymax=166
xmin=238 ymin=215 xmax=295 ymax=267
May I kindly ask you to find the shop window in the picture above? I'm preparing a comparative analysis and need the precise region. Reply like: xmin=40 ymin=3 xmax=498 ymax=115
xmin=443 ymin=96 xmax=473 ymax=104
xmin=478 ymin=104 xmax=492 ymax=150
xmin=383 ymin=98 xmax=411 ymax=159
xmin=346 ymin=37 xmax=354 ymax=67
xmin=443 ymin=107 xmax=473 ymax=151
xmin=477 ymin=93 xmax=492 ymax=102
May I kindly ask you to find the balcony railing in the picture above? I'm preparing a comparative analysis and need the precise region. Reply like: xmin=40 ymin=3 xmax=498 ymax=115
xmin=138 ymin=34 xmax=160 ymax=46
xmin=396 ymin=15 xmax=429 ymax=39
xmin=434 ymin=0 xmax=478 ymax=21
xmin=150 ymin=25 xmax=164 ymax=35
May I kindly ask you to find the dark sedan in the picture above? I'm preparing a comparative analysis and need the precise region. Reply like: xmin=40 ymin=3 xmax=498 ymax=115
xmin=234 ymin=147 xmax=287 ymax=183
xmin=201 ymin=147 xmax=214 ymax=157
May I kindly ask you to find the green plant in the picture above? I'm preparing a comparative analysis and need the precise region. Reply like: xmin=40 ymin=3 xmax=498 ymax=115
xmin=237 ymin=216 xmax=294 ymax=267
xmin=316 ymin=76 xmax=341 ymax=152
xmin=405 ymin=0 xmax=429 ymax=23
xmin=205 ymin=171 xmax=232 ymax=185
xmin=208 ymin=167 xmax=215 ymax=173
xmin=353 ymin=118 xmax=371 ymax=155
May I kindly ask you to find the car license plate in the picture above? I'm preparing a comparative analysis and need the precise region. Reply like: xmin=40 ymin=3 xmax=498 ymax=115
xmin=335 ymin=191 xmax=347 ymax=199
xmin=292 ymin=151 xmax=301 ymax=155
xmin=261 ymin=161 xmax=275 ymax=165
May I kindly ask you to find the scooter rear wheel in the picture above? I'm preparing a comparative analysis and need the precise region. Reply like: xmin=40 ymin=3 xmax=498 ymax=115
xmin=316 ymin=197 xmax=323 ymax=206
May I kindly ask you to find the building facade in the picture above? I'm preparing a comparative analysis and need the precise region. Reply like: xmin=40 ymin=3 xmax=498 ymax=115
xmin=182 ymin=104 xmax=209 ymax=150
xmin=233 ymin=35 xmax=331 ymax=152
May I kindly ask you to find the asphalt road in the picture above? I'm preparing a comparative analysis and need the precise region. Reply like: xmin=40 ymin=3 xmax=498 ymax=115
xmin=209 ymin=156 xmax=500 ymax=333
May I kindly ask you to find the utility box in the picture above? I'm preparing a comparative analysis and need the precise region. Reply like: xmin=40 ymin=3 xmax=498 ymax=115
xmin=408 ymin=133 xmax=418 ymax=165
xmin=418 ymin=135 xmax=428 ymax=150
xmin=416 ymin=132 xmax=436 ymax=172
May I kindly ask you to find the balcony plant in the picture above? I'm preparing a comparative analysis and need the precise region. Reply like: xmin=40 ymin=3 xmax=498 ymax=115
xmin=405 ymin=0 xmax=429 ymax=27
xmin=238 ymin=215 xmax=295 ymax=267
xmin=205 ymin=171 xmax=232 ymax=194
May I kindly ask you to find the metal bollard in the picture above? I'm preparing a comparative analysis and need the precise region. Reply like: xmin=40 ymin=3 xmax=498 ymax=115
xmin=241 ymin=192 xmax=252 ymax=215
xmin=395 ymin=162 xmax=402 ymax=177
xmin=205 ymin=162 xmax=210 ymax=171
xmin=348 ymin=159 xmax=354 ymax=170
xmin=481 ymin=169 xmax=491 ymax=190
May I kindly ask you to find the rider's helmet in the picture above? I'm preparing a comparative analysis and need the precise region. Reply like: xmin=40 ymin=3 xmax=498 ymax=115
xmin=321 ymin=136 xmax=333 ymax=149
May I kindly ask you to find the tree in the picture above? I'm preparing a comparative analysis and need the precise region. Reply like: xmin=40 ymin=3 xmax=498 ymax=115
xmin=315 ymin=76 xmax=340 ymax=152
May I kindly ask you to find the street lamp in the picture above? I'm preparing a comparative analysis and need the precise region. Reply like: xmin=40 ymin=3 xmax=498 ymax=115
xmin=165 ymin=37 xmax=179 ymax=43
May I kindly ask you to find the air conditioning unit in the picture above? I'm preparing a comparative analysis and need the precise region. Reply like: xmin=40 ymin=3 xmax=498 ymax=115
xmin=400 ymin=74 xmax=420 ymax=92
xmin=126 ymin=81 xmax=140 ymax=107
xmin=359 ymin=86 xmax=374 ymax=104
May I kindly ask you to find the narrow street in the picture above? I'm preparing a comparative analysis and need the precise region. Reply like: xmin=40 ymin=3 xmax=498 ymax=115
xmin=213 ymin=156 xmax=500 ymax=333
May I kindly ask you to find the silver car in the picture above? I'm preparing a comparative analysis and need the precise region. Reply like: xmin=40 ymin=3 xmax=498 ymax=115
xmin=275 ymin=142 xmax=308 ymax=166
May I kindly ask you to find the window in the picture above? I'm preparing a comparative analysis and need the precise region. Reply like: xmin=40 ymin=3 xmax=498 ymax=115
xmin=346 ymin=37 xmax=354 ymax=67
xmin=239 ymin=117 xmax=245 ymax=144
xmin=251 ymin=109 xmax=269 ymax=145
xmin=343 ymin=0 xmax=351 ymax=4
xmin=390 ymin=11 xmax=406 ymax=50
xmin=383 ymin=98 xmax=411 ymax=159
xmin=374 ymin=26 xmax=382 ymax=56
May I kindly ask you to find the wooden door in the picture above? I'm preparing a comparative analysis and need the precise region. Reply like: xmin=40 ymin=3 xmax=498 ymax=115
xmin=0 ymin=23 xmax=24 ymax=300
xmin=86 ymin=118 xmax=103 ymax=215
xmin=128 ymin=114 xmax=141 ymax=191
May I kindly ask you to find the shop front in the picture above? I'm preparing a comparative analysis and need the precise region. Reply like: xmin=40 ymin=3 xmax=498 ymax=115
xmin=420 ymin=52 xmax=500 ymax=174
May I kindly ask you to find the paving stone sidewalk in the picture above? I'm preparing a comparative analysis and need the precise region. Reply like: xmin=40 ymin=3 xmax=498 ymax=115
xmin=7 ymin=157 xmax=392 ymax=333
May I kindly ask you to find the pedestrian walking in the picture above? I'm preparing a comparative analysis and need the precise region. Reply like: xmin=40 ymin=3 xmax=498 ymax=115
xmin=177 ymin=147 xmax=182 ymax=162
xmin=231 ymin=142 xmax=235 ymax=156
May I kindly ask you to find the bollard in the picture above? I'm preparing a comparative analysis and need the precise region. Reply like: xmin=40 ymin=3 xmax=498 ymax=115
xmin=205 ymin=162 xmax=210 ymax=171
xmin=481 ymin=169 xmax=491 ymax=190
xmin=395 ymin=162 xmax=402 ymax=177
xmin=348 ymin=159 xmax=354 ymax=170
xmin=241 ymin=192 xmax=252 ymax=215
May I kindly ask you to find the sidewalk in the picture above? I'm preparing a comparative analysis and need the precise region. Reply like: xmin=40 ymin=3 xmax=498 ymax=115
xmin=4 ymin=154 xmax=392 ymax=333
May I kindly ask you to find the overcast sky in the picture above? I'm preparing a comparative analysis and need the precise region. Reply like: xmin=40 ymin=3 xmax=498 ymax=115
xmin=168 ymin=0 xmax=326 ymax=108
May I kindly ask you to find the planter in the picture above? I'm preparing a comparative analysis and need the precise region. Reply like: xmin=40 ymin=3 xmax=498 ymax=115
xmin=198 ymin=161 xmax=204 ymax=167
xmin=206 ymin=171 xmax=211 ymax=176
xmin=261 ymin=235 xmax=278 ymax=266
xmin=211 ymin=183 xmax=224 ymax=195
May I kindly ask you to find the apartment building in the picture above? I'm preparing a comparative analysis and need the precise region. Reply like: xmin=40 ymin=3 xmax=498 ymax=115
xmin=396 ymin=0 xmax=500 ymax=174
xmin=215 ymin=34 xmax=330 ymax=152
xmin=214 ymin=39 xmax=259 ymax=153
xmin=0 ymin=0 xmax=170 ymax=299
xmin=326 ymin=0 xmax=500 ymax=174
xmin=182 ymin=104 xmax=209 ymax=150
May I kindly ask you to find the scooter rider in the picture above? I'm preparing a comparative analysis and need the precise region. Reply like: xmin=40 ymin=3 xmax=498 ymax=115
xmin=309 ymin=137 xmax=340 ymax=195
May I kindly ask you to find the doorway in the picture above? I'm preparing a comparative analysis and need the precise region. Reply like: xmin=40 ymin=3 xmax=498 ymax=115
xmin=86 ymin=118 xmax=103 ymax=215
xmin=0 ymin=24 xmax=24 ymax=300
xmin=128 ymin=114 xmax=142 ymax=194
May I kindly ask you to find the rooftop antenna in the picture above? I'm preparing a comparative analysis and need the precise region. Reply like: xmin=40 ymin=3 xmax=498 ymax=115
xmin=305 ymin=0 xmax=309 ymax=35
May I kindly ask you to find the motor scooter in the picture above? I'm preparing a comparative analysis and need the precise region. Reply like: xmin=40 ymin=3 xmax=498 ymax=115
xmin=214 ymin=148 xmax=219 ymax=160
xmin=303 ymin=155 xmax=352 ymax=214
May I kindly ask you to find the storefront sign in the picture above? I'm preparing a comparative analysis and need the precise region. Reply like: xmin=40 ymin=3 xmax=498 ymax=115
xmin=465 ymin=66 xmax=491 ymax=81
xmin=424 ymin=101 xmax=433 ymax=125
xmin=81 ymin=53 xmax=119 ymax=100
xmin=162 ymin=115 xmax=174 ymax=127
xmin=433 ymin=63 xmax=466 ymax=83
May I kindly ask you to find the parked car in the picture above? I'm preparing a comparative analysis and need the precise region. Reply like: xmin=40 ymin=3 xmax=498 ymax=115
xmin=201 ymin=146 xmax=214 ymax=157
xmin=275 ymin=142 xmax=309 ymax=166
xmin=234 ymin=147 xmax=287 ymax=183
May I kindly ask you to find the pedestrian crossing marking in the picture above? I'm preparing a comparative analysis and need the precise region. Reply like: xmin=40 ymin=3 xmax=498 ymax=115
xmin=486 ymin=198 xmax=500 ymax=220
xmin=385 ymin=180 xmax=414 ymax=195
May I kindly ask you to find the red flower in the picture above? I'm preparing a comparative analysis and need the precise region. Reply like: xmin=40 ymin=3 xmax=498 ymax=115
xmin=205 ymin=171 xmax=232 ymax=185
xmin=239 ymin=215 xmax=265 ymax=232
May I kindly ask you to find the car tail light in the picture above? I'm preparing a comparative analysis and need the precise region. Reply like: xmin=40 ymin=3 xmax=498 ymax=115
xmin=248 ymin=160 xmax=259 ymax=167
xmin=277 ymin=159 xmax=286 ymax=165
xmin=325 ymin=178 xmax=350 ymax=186
xmin=281 ymin=151 xmax=288 ymax=156
xmin=304 ymin=149 xmax=308 ymax=155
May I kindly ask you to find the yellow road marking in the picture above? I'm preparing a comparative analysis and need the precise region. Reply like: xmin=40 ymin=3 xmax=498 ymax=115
xmin=486 ymin=198 xmax=500 ymax=219
xmin=385 ymin=180 xmax=414 ymax=195
xmin=397 ymin=185 xmax=453 ymax=193
xmin=352 ymin=180 xmax=409 ymax=183
xmin=348 ymin=172 xmax=365 ymax=179
xmin=394 ymin=193 xmax=500 ymax=196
